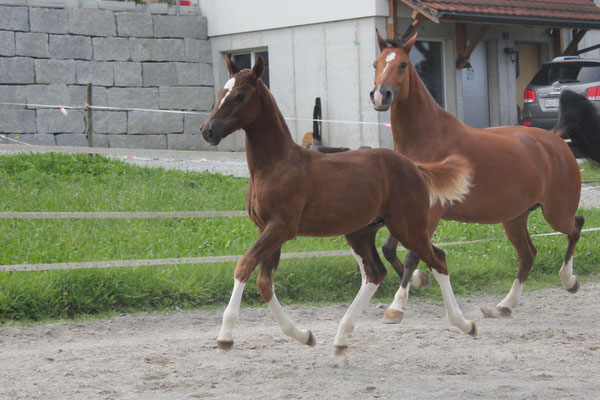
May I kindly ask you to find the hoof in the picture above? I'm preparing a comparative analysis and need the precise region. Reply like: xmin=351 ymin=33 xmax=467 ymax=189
xmin=467 ymin=321 xmax=477 ymax=337
xmin=333 ymin=345 xmax=348 ymax=357
xmin=382 ymin=309 xmax=404 ymax=324
xmin=216 ymin=340 xmax=234 ymax=353
xmin=566 ymin=277 xmax=580 ymax=294
xmin=411 ymin=269 xmax=430 ymax=288
xmin=480 ymin=305 xmax=511 ymax=318
xmin=497 ymin=306 xmax=512 ymax=317
xmin=305 ymin=330 xmax=317 ymax=347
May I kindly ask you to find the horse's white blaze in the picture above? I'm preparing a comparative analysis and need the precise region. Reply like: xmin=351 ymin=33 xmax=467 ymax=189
xmin=333 ymin=250 xmax=379 ymax=348
xmin=385 ymin=52 xmax=396 ymax=63
xmin=431 ymin=269 xmax=473 ymax=334
xmin=559 ymin=256 xmax=577 ymax=289
xmin=497 ymin=279 xmax=524 ymax=309
xmin=267 ymin=288 xmax=312 ymax=344
xmin=218 ymin=77 xmax=236 ymax=109
xmin=217 ymin=278 xmax=245 ymax=343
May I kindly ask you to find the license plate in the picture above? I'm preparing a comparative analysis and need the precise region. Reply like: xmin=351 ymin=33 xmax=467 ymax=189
xmin=545 ymin=99 xmax=559 ymax=108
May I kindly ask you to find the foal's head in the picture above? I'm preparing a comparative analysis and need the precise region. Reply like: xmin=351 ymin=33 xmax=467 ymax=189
xmin=202 ymin=56 xmax=265 ymax=145
xmin=370 ymin=30 xmax=417 ymax=111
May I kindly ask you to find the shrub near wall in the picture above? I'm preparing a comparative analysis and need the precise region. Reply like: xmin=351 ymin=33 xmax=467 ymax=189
xmin=0 ymin=1 xmax=214 ymax=150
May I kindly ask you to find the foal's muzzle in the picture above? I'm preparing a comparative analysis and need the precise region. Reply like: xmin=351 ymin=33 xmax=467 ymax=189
xmin=201 ymin=122 xmax=224 ymax=146
xmin=370 ymin=85 xmax=396 ymax=111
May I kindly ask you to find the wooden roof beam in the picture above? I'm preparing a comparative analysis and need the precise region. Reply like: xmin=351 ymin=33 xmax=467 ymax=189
xmin=562 ymin=29 xmax=588 ymax=56
xmin=456 ymin=23 xmax=489 ymax=69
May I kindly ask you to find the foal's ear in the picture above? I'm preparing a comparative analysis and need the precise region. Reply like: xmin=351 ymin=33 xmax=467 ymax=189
xmin=401 ymin=32 xmax=418 ymax=54
xmin=226 ymin=55 xmax=241 ymax=76
xmin=376 ymin=29 xmax=389 ymax=52
xmin=252 ymin=56 xmax=265 ymax=79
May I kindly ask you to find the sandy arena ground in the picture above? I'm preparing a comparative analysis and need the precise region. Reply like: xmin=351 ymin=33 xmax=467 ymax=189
xmin=1 ymin=282 xmax=599 ymax=399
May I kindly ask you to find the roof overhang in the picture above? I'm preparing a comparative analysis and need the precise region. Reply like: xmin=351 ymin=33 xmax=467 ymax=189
xmin=437 ymin=12 xmax=600 ymax=30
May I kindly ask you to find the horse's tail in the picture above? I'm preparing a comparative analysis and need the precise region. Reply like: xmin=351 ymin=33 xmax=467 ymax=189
xmin=555 ymin=89 xmax=600 ymax=164
xmin=416 ymin=155 xmax=473 ymax=207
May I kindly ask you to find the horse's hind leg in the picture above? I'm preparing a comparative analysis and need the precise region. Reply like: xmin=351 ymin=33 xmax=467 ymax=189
xmin=555 ymin=215 xmax=585 ymax=293
xmin=257 ymin=248 xmax=316 ymax=348
xmin=333 ymin=225 xmax=386 ymax=356
xmin=493 ymin=212 xmax=537 ymax=316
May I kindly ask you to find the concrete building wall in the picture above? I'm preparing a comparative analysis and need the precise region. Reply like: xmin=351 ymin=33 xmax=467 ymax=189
xmin=0 ymin=0 xmax=214 ymax=150
xmin=208 ymin=17 xmax=391 ymax=151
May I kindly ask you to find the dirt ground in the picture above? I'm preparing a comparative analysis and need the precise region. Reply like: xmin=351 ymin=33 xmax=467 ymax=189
xmin=1 ymin=282 xmax=599 ymax=400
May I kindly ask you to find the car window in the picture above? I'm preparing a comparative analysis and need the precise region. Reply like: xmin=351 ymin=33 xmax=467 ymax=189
xmin=530 ymin=62 xmax=600 ymax=85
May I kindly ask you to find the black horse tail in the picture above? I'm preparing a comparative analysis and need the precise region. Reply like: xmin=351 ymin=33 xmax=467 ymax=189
xmin=556 ymin=90 xmax=600 ymax=164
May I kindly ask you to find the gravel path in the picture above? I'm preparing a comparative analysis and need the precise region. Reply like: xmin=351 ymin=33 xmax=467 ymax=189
xmin=1 ymin=143 xmax=599 ymax=208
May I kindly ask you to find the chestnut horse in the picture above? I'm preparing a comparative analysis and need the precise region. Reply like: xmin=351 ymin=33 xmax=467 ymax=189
xmin=371 ymin=31 xmax=600 ymax=322
xmin=202 ymin=56 xmax=475 ymax=356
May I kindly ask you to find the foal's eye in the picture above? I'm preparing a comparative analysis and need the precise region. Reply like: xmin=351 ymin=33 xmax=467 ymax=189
xmin=235 ymin=93 xmax=246 ymax=102
xmin=373 ymin=63 xmax=376 ymax=69
xmin=400 ymin=61 xmax=408 ymax=70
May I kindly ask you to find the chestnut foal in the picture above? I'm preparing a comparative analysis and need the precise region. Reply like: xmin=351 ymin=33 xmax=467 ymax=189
xmin=202 ymin=56 xmax=475 ymax=356
xmin=371 ymin=31 xmax=600 ymax=321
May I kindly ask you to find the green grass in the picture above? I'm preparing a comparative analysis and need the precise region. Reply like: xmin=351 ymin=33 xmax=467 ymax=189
xmin=580 ymin=160 xmax=600 ymax=185
xmin=1 ymin=153 xmax=600 ymax=323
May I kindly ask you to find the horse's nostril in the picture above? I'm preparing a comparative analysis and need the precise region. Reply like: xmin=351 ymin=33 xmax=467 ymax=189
xmin=370 ymin=91 xmax=375 ymax=101
xmin=383 ymin=90 xmax=392 ymax=101
xmin=207 ymin=128 xmax=214 ymax=139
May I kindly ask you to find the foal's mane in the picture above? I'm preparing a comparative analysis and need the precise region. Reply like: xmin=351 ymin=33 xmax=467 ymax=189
xmin=253 ymin=75 xmax=294 ymax=138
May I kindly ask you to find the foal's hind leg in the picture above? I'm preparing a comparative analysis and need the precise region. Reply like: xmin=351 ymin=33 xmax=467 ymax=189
xmin=382 ymin=233 xmax=430 ymax=288
xmin=492 ymin=212 xmax=537 ymax=316
xmin=333 ymin=225 xmax=386 ymax=356
xmin=257 ymin=248 xmax=316 ymax=347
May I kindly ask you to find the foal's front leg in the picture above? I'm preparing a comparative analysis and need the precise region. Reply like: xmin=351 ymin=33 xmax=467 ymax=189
xmin=257 ymin=248 xmax=316 ymax=347
xmin=216 ymin=225 xmax=288 ymax=352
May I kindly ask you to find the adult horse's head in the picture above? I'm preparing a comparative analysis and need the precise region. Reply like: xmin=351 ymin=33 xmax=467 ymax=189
xmin=370 ymin=30 xmax=417 ymax=111
xmin=201 ymin=56 xmax=265 ymax=145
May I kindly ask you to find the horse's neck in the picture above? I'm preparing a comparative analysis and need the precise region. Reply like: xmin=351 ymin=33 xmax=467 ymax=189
xmin=244 ymin=87 xmax=296 ymax=177
xmin=391 ymin=68 xmax=462 ymax=158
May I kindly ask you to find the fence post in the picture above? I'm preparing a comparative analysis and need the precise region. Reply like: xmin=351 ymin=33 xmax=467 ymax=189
xmin=86 ymin=83 xmax=93 ymax=150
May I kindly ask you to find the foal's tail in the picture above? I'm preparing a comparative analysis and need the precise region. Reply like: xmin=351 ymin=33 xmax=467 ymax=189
xmin=556 ymin=90 xmax=600 ymax=164
xmin=416 ymin=155 xmax=473 ymax=207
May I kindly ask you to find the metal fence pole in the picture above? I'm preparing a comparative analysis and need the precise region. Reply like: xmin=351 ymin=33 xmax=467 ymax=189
xmin=86 ymin=83 xmax=94 ymax=150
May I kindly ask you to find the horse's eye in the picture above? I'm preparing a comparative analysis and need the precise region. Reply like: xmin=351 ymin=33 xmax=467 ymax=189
xmin=400 ymin=62 xmax=408 ymax=70
xmin=373 ymin=63 xmax=376 ymax=69
xmin=235 ymin=93 xmax=246 ymax=102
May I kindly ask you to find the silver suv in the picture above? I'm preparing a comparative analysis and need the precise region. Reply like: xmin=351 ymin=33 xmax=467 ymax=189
xmin=521 ymin=56 xmax=600 ymax=130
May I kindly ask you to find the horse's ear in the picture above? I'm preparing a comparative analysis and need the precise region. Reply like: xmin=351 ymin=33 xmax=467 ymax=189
xmin=252 ymin=56 xmax=265 ymax=79
xmin=376 ymin=29 xmax=388 ymax=52
xmin=226 ymin=54 xmax=241 ymax=76
xmin=402 ymin=33 xmax=418 ymax=54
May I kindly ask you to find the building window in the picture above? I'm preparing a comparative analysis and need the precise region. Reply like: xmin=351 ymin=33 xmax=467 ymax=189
xmin=410 ymin=41 xmax=444 ymax=108
xmin=228 ymin=49 xmax=270 ymax=88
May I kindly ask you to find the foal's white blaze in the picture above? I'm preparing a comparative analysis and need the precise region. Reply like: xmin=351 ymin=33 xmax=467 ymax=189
xmin=559 ymin=256 xmax=577 ymax=289
xmin=333 ymin=250 xmax=379 ymax=349
xmin=385 ymin=52 xmax=397 ymax=63
xmin=497 ymin=279 xmax=524 ymax=310
xmin=431 ymin=269 xmax=474 ymax=334
xmin=267 ymin=287 xmax=312 ymax=345
xmin=217 ymin=278 xmax=246 ymax=345
xmin=218 ymin=77 xmax=236 ymax=109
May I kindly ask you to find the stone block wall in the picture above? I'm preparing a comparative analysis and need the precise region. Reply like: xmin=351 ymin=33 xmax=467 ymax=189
xmin=0 ymin=1 xmax=214 ymax=150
